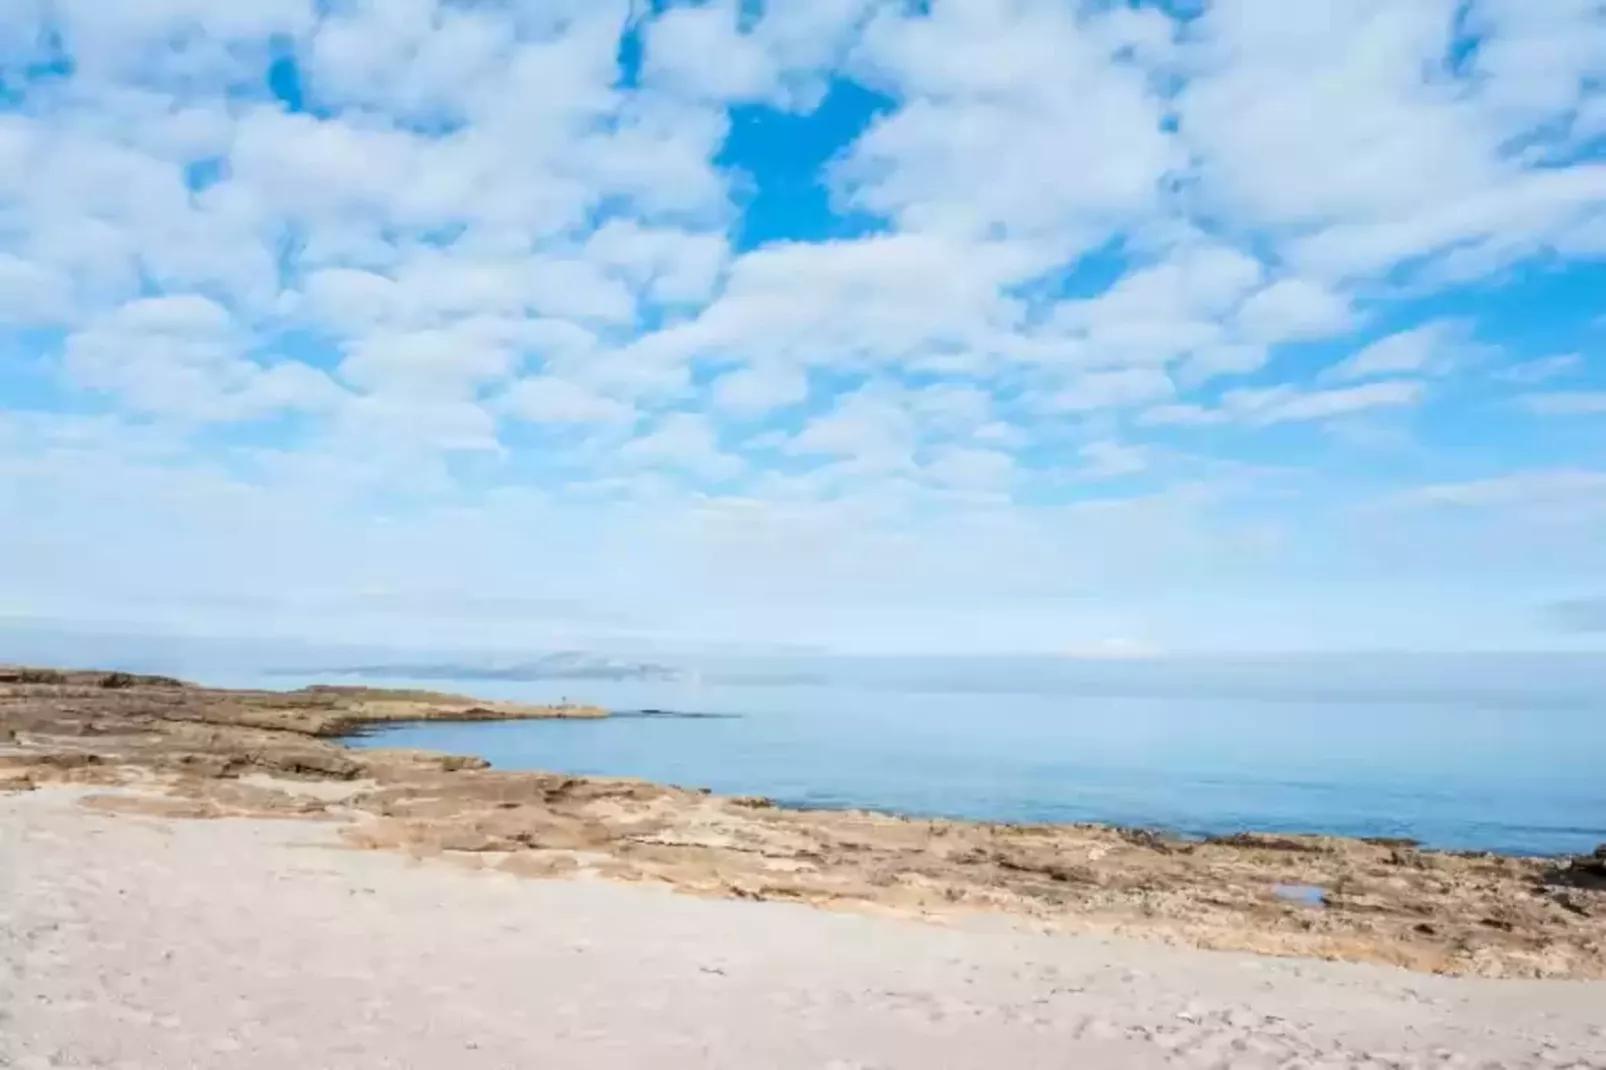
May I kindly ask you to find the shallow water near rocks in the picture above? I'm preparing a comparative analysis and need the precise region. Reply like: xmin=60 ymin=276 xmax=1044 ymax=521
xmin=327 ymin=660 xmax=1606 ymax=857
xmin=1273 ymin=884 xmax=1328 ymax=907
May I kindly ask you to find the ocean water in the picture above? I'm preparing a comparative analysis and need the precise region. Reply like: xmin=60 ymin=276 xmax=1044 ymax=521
xmin=339 ymin=656 xmax=1606 ymax=857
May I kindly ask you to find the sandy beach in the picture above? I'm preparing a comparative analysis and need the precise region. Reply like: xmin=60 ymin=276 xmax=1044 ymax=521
xmin=5 ymin=785 xmax=1604 ymax=1070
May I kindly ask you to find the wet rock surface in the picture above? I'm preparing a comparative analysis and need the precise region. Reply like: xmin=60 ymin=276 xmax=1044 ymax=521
xmin=3 ymin=668 xmax=1602 ymax=979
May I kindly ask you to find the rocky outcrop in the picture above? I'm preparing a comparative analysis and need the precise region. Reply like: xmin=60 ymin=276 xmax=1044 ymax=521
xmin=1545 ymin=845 xmax=1606 ymax=892
xmin=2 ymin=668 xmax=1603 ymax=980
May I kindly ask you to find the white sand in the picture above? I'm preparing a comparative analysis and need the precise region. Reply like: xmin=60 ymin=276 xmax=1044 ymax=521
xmin=3 ymin=788 xmax=1603 ymax=1070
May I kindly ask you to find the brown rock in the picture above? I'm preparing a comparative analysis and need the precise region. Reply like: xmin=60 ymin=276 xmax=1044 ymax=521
xmin=498 ymin=853 xmax=580 ymax=878
xmin=1205 ymin=832 xmax=1331 ymax=854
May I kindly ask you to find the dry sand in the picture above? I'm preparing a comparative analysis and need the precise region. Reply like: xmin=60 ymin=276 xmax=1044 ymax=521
xmin=4 ymin=787 xmax=1603 ymax=1070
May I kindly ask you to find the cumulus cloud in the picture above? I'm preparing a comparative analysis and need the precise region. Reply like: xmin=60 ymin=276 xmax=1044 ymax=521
xmin=1047 ymin=369 xmax=1176 ymax=413
xmin=501 ymin=377 xmax=636 ymax=426
xmin=1323 ymin=321 xmax=1479 ymax=382
xmin=1183 ymin=0 xmax=1606 ymax=285
xmin=1234 ymin=279 xmax=1357 ymax=344
xmin=923 ymin=445 xmax=1016 ymax=492
xmin=710 ymin=364 xmax=811 ymax=418
xmin=617 ymin=412 xmax=742 ymax=481
xmin=64 ymin=295 xmax=343 ymax=420
xmin=840 ymin=0 xmax=1179 ymax=252
xmin=788 ymin=390 xmax=918 ymax=472
xmin=1079 ymin=440 xmax=1150 ymax=480
xmin=642 ymin=1 xmax=779 ymax=104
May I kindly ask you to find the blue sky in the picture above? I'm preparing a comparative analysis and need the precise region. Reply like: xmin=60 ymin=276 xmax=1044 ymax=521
xmin=0 ymin=0 xmax=1603 ymax=656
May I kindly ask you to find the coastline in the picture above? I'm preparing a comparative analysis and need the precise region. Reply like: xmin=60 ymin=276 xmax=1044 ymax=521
xmin=3 ymin=667 xmax=1603 ymax=980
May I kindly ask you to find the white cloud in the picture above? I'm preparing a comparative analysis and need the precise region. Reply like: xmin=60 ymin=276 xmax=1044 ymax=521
xmin=299 ymin=268 xmax=402 ymax=334
xmin=298 ymin=247 xmax=642 ymax=332
xmin=1409 ymin=469 xmax=1606 ymax=509
xmin=1075 ymin=245 xmax=1265 ymax=330
xmin=710 ymin=363 xmax=810 ymax=418
xmin=1177 ymin=342 xmax=1270 ymax=385
xmin=305 ymin=0 xmax=520 ymax=122
xmin=1462 ymin=0 xmax=1606 ymax=127
xmin=1293 ymin=166 xmax=1606 ymax=283
xmin=583 ymin=220 xmax=728 ymax=306
xmin=1138 ymin=403 xmax=1223 ymax=429
xmin=1182 ymin=1 xmax=1495 ymax=228
xmin=839 ymin=0 xmax=1179 ymax=253
xmin=1079 ymin=440 xmax=1149 ymax=479
xmin=0 ymin=253 xmax=73 ymax=325
xmin=923 ymin=445 xmax=1015 ymax=492
xmin=906 ymin=383 xmax=1002 ymax=437
xmin=1519 ymin=392 xmax=1606 ymax=415
xmin=339 ymin=321 xmax=519 ymax=401
xmin=624 ymin=233 xmax=1035 ymax=387
xmin=64 ymin=295 xmax=341 ymax=420
xmin=502 ymin=377 xmax=635 ymax=426
xmin=1323 ymin=320 xmax=1475 ymax=382
xmin=29 ymin=0 xmax=316 ymax=88
xmin=332 ymin=395 xmax=501 ymax=455
xmin=1047 ymin=369 xmax=1174 ymax=413
xmin=1234 ymin=278 xmax=1356 ymax=344
xmin=1496 ymin=354 xmax=1585 ymax=385
xmin=789 ymin=390 xmax=917 ymax=473
xmin=1036 ymin=242 xmax=1267 ymax=373
xmin=1225 ymin=380 xmax=1425 ymax=425
xmin=1139 ymin=380 xmax=1426 ymax=428
xmin=1183 ymin=0 xmax=1606 ymax=285
xmin=617 ymin=412 xmax=741 ymax=480
xmin=643 ymin=1 xmax=778 ymax=104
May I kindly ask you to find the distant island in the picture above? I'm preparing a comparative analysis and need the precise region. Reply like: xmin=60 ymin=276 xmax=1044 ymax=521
xmin=268 ymin=651 xmax=684 ymax=684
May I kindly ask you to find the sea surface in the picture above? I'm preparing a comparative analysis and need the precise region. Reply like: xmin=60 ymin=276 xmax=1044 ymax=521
xmin=334 ymin=655 xmax=1606 ymax=857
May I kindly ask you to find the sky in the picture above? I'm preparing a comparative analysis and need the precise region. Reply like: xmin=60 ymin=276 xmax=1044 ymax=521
xmin=0 ymin=0 xmax=1603 ymax=658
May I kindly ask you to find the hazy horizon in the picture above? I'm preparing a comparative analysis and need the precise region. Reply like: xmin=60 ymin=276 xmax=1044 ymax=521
xmin=7 ymin=619 xmax=1606 ymax=707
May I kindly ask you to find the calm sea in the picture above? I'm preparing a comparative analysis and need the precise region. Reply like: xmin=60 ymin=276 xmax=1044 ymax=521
xmin=333 ymin=654 xmax=1606 ymax=857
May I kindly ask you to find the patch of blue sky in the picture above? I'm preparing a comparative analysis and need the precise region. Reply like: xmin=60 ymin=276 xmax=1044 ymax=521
xmin=718 ymin=83 xmax=895 ymax=250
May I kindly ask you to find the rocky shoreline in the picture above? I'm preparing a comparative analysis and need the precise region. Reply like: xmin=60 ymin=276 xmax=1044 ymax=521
xmin=3 ymin=667 xmax=1602 ymax=979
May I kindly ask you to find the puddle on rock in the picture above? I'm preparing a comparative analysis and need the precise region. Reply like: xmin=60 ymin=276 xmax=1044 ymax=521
xmin=1273 ymin=883 xmax=1328 ymax=907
